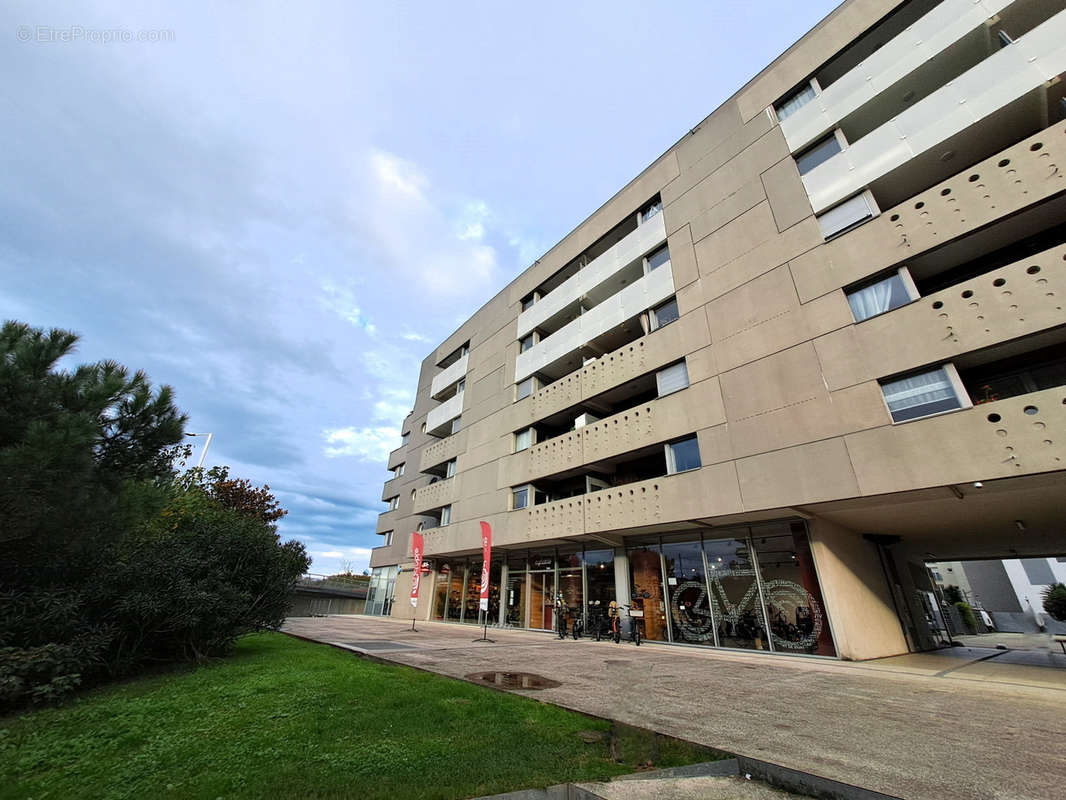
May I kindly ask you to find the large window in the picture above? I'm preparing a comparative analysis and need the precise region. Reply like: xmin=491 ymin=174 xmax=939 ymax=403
xmin=650 ymin=297 xmax=680 ymax=330
xmin=775 ymin=82 xmax=816 ymax=121
xmin=385 ymin=496 xmax=398 ymax=511
xmin=445 ymin=459 xmax=457 ymax=478
xmin=520 ymin=333 xmax=535 ymax=352
xmin=640 ymin=200 xmax=662 ymax=223
xmin=450 ymin=417 xmax=462 ymax=434
xmin=393 ymin=462 xmax=405 ymax=478
xmin=817 ymin=192 xmax=875 ymax=239
xmin=645 ymin=245 xmax=670 ymax=273
xmin=665 ymin=436 xmax=701 ymax=474
xmin=383 ymin=530 xmax=394 ymax=546
xmin=846 ymin=269 xmax=914 ymax=322
xmin=512 ymin=487 xmax=529 ymax=510
xmin=656 ymin=361 xmax=689 ymax=396
xmin=795 ymin=133 xmax=843 ymax=175
xmin=703 ymin=538 xmax=767 ymax=650
xmin=880 ymin=366 xmax=964 ymax=422
xmin=515 ymin=377 xmax=534 ymax=401
xmin=514 ymin=428 xmax=532 ymax=452
xmin=440 ymin=505 xmax=452 ymax=525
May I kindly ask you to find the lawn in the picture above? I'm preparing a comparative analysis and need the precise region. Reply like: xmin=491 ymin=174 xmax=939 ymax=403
xmin=1 ymin=633 xmax=720 ymax=800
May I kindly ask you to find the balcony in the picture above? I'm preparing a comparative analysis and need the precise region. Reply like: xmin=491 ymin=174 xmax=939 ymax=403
xmin=425 ymin=390 xmax=464 ymax=437
xmin=412 ymin=477 xmax=456 ymax=515
xmin=844 ymin=384 xmax=1066 ymax=495
xmin=816 ymin=240 xmax=1066 ymax=391
xmin=515 ymin=264 xmax=676 ymax=382
xmin=376 ymin=508 xmax=398 ymax=534
xmin=781 ymin=0 xmax=1015 ymax=152
xmin=430 ymin=352 xmax=468 ymax=400
xmin=517 ymin=213 xmax=667 ymax=339
xmin=524 ymin=380 xmax=724 ymax=483
xmin=801 ymin=9 xmax=1066 ymax=213
xmin=420 ymin=428 xmax=467 ymax=472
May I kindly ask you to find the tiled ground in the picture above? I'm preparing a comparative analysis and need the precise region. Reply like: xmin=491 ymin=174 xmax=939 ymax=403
xmin=283 ymin=615 xmax=1066 ymax=800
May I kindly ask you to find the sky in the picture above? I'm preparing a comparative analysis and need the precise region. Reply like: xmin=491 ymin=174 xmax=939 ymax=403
xmin=1 ymin=0 xmax=841 ymax=576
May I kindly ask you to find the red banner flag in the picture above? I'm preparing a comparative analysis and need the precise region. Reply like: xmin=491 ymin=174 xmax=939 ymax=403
xmin=479 ymin=521 xmax=492 ymax=612
xmin=410 ymin=532 xmax=424 ymax=608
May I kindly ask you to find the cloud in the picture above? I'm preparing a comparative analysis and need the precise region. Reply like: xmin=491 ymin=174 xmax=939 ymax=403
xmin=322 ymin=425 xmax=400 ymax=462
xmin=319 ymin=280 xmax=378 ymax=335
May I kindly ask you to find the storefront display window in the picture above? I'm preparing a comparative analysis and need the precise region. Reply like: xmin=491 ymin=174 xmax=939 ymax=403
xmin=752 ymin=525 xmax=835 ymax=656
xmin=702 ymin=538 xmax=769 ymax=650
xmin=446 ymin=565 xmax=464 ymax=621
xmin=584 ymin=549 xmax=615 ymax=612
xmin=628 ymin=545 xmax=669 ymax=642
xmin=662 ymin=540 xmax=715 ymax=644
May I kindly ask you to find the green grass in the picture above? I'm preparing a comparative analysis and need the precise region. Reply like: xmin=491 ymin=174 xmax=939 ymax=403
xmin=1 ymin=633 xmax=720 ymax=800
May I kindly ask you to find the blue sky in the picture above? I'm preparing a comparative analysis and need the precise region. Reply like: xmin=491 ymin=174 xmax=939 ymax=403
xmin=1 ymin=0 xmax=840 ymax=575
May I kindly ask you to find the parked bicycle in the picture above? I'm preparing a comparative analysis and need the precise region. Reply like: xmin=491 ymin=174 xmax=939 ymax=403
xmin=585 ymin=600 xmax=610 ymax=641
xmin=606 ymin=601 xmax=641 ymax=645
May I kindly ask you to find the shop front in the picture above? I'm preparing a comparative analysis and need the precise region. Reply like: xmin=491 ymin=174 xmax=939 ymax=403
xmin=424 ymin=520 xmax=836 ymax=658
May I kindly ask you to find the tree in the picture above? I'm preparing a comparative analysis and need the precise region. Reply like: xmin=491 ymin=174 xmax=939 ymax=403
xmin=179 ymin=465 xmax=287 ymax=525
xmin=942 ymin=585 xmax=964 ymax=604
xmin=1044 ymin=584 xmax=1066 ymax=622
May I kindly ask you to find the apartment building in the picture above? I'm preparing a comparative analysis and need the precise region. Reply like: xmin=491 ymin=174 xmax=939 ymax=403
xmin=366 ymin=0 xmax=1066 ymax=660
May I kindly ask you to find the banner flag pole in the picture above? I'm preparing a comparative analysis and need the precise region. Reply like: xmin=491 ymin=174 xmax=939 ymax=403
xmin=472 ymin=521 xmax=495 ymax=643
xmin=409 ymin=532 xmax=424 ymax=633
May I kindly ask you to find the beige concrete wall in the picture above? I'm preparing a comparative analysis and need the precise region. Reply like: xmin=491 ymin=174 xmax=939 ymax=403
xmin=374 ymin=0 xmax=1066 ymax=663
xmin=808 ymin=517 xmax=910 ymax=660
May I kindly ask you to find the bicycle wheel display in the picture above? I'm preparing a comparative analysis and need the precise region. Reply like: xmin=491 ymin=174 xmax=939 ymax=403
xmin=761 ymin=580 xmax=823 ymax=651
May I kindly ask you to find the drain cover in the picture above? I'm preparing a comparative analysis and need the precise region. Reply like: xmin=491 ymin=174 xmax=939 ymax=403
xmin=343 ymin=640 xmax=417 ymax=651
xmin=465 ymin=671 xmax=560 ymax=690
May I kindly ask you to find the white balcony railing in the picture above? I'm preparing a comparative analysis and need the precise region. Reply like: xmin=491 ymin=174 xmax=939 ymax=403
xmin=801 ymin=10 xmax=1066 ymax=213
xmin=515 ymin=263 xmax=675 ymax=382
xmin=516 ymin=212 xmax=667 ymax=339
xmin=425 ymin=389 xmax=464 ymax=436
xmin=430 ymin=352 xmax=468 ymax=399
xmin=780 ymin=0 xmax=1013 ymax=153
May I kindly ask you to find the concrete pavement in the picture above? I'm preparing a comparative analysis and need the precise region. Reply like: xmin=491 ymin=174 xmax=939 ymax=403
xmin=282 ymin=615 xmax=1066 ymax=800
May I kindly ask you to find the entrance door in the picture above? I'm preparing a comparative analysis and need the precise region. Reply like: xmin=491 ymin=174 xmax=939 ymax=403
xmin=528 ymin=572 xmax=556 ymax=630
xmin=505 ymin=573 xmax=527 ymax=627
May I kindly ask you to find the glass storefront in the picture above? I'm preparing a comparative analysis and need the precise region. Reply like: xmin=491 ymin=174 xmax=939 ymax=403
xmin=425 ymin=521 xmax=835 ymax=657
xmin=366 ymin=565 xmax=398 ymax=616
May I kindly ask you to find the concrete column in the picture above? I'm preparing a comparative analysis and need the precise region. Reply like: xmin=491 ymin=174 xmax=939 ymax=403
xmin=807 ymin=517 xmax=909 ymax=660
xmin=498 ymin=563 xmax=509 ymax=627
xmin=613 ymin=547 xmax=631 ymax=634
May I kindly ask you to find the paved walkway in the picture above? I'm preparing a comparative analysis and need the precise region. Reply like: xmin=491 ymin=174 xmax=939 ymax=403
xmin=282 ymin=616 xmax=1066 ymax=800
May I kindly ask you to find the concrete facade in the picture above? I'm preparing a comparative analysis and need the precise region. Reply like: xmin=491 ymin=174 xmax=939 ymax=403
xmin=368 ymin=0 xmax=1066 ymax=661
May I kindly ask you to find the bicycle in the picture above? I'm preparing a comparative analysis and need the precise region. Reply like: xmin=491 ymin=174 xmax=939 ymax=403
xmin=667 ymin=569 xmax=823 ymax=651
xmin=607 ymin=602 xmax=642 ymax=645
xmin=586 ymin=600 xmax=609 ymax=641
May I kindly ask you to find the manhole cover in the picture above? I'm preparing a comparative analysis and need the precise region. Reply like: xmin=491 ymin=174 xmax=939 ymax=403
xmin=343 ymin=640 xmax=417 ymax=651
xmin=465 ymin=671 xmax=560 ymax=690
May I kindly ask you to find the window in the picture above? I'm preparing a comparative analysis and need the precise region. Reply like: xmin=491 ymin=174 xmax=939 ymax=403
xmin=383 ymin=530 xmax=394 ymax=546
xmin=416 ymin=522 xmax=425 ymax=532
xmin=650 ymin=297 xmax=680 ymax=330
xmin=640 ymin=200 xmax=662 ymax=223
xmin=450 ymin=416 xmax=462 ymax=434
xmin=462 ymin=343 xmax=470 ymax=356
xmin=817 ymin=192 xmax=875 ymax=239
xmin=386 ymin=496 xmax=399 ymax=511
xmin=440 ymin=505 xmax=452 ymax=525
xmin=393 ymin=463 xmax=405 ymax=478
xmin=515 ymin=377 xmax=533 ymax=401
xmin=514 ymin=428 xmax=532 ymax=451
xmin=775 ymin=82 xmax=816 ymax=121
xmin=795 ymin=133 xmax=843 ymax=175
xmin=846 ymin=270 xmax=914 ymax=322
xmin=512 ymin=487 xmax=529 ymax=510
xmin=400 ymin=432 xmax=410 ymax=446
xmin=656 ymin=361 xmax=690 ymax=396
xmin=666 ymin=436 xmax=702 ymax=474
xmin=521 ymin=293 xmax=536 ymax=311
xmin=420 ymin=422 xmax=427 ymax=433
xmin=880 ymin=366 xmax=964 ymax=422
xmin=645 ymin=244 xmax=670 ymax=273
xmin=520 ymin=333 xmax=535 ymax=352
xmin=445 ymin=459 xmax=457 ymax=478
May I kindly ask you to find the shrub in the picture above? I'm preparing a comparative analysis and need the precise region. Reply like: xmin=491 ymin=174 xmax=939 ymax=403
xmin=942 ymin=585 xmax=964 ymax=605
xmin=954 ymin=602 xmax=977 ymax=634
xmin=1043 ymin=584 xmax=1066 ymax=622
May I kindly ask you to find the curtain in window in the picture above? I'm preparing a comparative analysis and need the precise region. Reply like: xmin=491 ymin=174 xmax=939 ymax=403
xmin=775 ymin=84 xmax=816 ymax=121
xmin=847 ymin=277 xmax=895 ymax=322
xmin=817 ymin=193 xmax=873 ymax=239
xmin=656 ymin=361 xmax=690 ymax=396
xmin=881 ymin=368 xmax=959 ymax=421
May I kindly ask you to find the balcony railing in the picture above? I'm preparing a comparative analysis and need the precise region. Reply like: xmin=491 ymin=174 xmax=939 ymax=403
xmin=517 ymin=213 xmax=667 ymax=339
xmin=801 ymin=10 xmax=1066 ymax=213
xmin=780 ymin=0 xmax=1013 ymax=153
xmin=431 ymin=353 xmax=469 ymax=400
xmin=412 ymin=477 xmax=456 ymax=515
xmin=515 ymin=264 xmax=675 ymax=382
xmin=425 ymin=390 xmax=464 ymax=437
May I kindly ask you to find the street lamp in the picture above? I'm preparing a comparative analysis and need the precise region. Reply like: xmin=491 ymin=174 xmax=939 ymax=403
xmin=185 ymin=432 xmax=214 ymax=469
